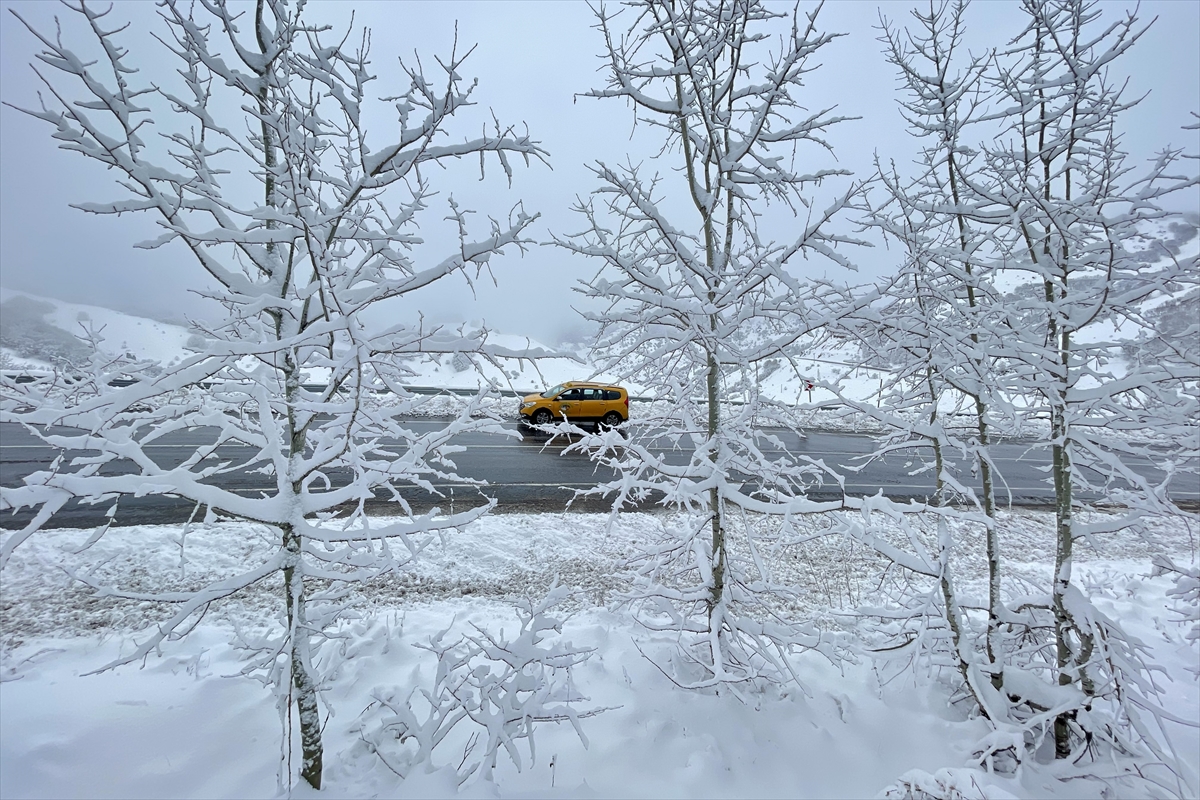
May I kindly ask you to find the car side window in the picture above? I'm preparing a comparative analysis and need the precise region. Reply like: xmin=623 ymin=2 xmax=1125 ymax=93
xmin=603 ymin=390 xmax=620 ymax=401
xmin=558 ymin=389 xmax=582 ymax=401
xmin=582 ymin=388 xmax=600 ymax=400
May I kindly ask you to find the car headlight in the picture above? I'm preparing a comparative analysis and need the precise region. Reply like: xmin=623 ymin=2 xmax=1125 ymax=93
xmin=521 ymin=401 xmax=536 ymax=409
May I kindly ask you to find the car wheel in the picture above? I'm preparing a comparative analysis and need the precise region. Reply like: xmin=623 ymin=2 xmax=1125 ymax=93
xmin=601 ymin=411 xmax=623 ymax=429
xmin=532 ymin=408 xmax=553 ymax=426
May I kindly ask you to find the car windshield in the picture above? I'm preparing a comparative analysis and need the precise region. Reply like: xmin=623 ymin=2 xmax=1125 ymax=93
xmin=541 ymin=384 xmax=565 ymax=399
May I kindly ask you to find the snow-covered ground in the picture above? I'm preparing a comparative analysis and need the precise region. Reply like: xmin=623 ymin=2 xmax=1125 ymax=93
xmin=3 ymin=224 xmax=1197 ymax=797
xmin=2 ymin=511 xmax=1197 ymax=799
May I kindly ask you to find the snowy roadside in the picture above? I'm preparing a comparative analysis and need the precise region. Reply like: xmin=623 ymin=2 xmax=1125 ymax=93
xmin=1 ymin=509 xmax=1197 ymax=799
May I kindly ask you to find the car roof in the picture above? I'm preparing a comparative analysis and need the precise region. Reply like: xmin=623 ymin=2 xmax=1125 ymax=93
xmin=563 ymin=381 xmax=623 ymax=389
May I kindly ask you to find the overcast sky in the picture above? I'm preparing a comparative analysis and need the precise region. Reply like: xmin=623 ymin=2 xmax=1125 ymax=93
xmin=1 ymin=0 xmax=1197 ymax=345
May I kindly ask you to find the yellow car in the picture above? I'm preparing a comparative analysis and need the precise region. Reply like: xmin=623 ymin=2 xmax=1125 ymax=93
xmin=518 ymin=381 xmax=629 ymax=428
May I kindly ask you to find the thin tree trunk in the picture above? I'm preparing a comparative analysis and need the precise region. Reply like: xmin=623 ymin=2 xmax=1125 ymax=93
xmin=946 ymin=151 xmax=1003 ymax=690
xmin=926 ymin=366 xmax=944 ymax=507
xmin=283 ymin=523 xmax=323 ymax=789
xmin=927 ymin=366 xmax=975 ymax=695
xmin=282 ymin=351 xmax=323 ymax=789
xmin=1050 ymin=393 xmax=1074 ymax=758
xmin=260 ymin=3 xmax=321 ymax=780
xmin=674 ymin=64 xmax=728 ymax=641
xmin=939 ymin=551 xmax=977 ymax=709
xmin=707 ymin=341 xmax=725 ymax=623
xmin=924 ymin=360 xmax=989 ymax=715
xmin=1042 ymin=20 xmax=1094 ymax=751
xmin=1034 ymin=32 xmax=1076 ymax=752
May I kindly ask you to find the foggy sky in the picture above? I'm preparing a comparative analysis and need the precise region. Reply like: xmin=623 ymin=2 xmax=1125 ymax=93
xmin=1 ymin=0 xmax=1197 ymax=346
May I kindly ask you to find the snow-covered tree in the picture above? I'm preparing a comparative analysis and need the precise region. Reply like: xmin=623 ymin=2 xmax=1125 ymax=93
xmin=978 ymin=0 xmax=1198 ymax=763
xmin=0 ymin=0 xmax=545 ymax=789
xmin=558 ymin=0 xmax=867 ymax=689
xmin=841 ymin=0 xmax=1012 ymax=713
xmin=833 ymin=2 xmax=1197 ymax=789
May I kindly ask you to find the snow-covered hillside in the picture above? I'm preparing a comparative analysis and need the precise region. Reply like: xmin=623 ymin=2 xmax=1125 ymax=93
xmin=0 ymin=289 xmax=604 ymax=395
xmin=0 ymin=288 xmax=850 ymax=403
xmin=0 ymin=288 xmax=195 ymax=370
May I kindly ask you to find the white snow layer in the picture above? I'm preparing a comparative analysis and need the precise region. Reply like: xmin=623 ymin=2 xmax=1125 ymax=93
xmin=1 ymin=510 xmax=1197 ymax=799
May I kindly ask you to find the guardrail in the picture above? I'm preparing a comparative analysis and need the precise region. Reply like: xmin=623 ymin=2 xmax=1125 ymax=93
xmin=4 ymin=374 xmax=654 ymax=402
xmin=394 ymin=385 xmax=658 ymax=403
xmin=6 ymin=373 xmax=140 ymax=387
xmin=7 ymin=374 xmax=849 ymax=409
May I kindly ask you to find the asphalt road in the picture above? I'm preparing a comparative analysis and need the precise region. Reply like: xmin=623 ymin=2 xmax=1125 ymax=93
xmin=1 ymin=419 xmax=1196 ymax=528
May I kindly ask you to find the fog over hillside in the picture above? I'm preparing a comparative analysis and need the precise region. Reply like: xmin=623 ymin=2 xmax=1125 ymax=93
xmin=0 ymin=287 xmax=199 ymax=371
xmin=0 ymin=295 xmax=90 ymax=368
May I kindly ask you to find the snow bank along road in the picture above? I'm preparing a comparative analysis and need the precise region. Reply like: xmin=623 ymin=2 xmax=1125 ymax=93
xmin=1 ymin=419 xmax=1196 ymax=528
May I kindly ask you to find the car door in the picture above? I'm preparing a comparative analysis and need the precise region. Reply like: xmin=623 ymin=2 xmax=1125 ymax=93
xmin=554 ymin=388 xmax=583 ymax=420
xmin=578 ymin=387 xmax=605 ymax=421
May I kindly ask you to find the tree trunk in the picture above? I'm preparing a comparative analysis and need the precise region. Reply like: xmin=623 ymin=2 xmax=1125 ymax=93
xmin=946 ymin=152 xmax=1003 ymax=691
xmin=976 ymin=396 xmax=1002 ymax=688
xmin=279 ymin=351 xmax=323 ymax=788
xmin=675 ymin=61 xmax=727 ymax=645
xmin=283 ymin=524 xmax=323 ymax=789
xmin=939 ymin=557 xmax=976 ymax=707
xmin=926 ymin=366 xmax=986 ymax=714
xmin=258 ymin=2 xmax=322 ymax=783
xmin=706 ymin=339 xmax=726 ymax=631
xmin=1050 ymin=326 xmax=1093 ymax=758
xmin=1050 ymin=401 xmax=1074 ymax=759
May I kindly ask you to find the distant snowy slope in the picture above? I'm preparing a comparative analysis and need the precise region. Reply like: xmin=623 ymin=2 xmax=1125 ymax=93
xmin=1007 ymin=217 xmax=1198 ymax=357
xmin=0 ymin=288 xmax=194 ymax=368
xmin=0 ymin=287 xmax=900 ymax=405
xmin=0 ymin=288 xmax=612 ymax=393
xmin=388 ymin=329 xmax=630 ymax=395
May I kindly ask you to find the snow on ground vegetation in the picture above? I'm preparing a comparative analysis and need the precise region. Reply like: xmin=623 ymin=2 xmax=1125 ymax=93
xmin=2 ymin=510 xmax=1196 ymax=799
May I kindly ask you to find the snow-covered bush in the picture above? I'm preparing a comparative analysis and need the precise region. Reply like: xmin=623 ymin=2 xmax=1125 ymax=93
xmin=878 ymin=767 xmax=1017 ymax=800
xmin=352 ymin=586 xmax=599 ymax=787
xmin=1153 ymin=555 xmax=1200 ymax=663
